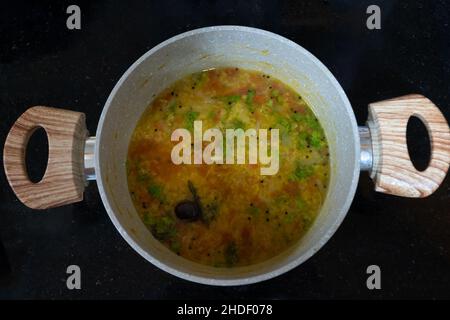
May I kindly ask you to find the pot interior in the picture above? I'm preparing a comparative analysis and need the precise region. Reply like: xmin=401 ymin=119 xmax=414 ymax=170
xmin=96 ymin=26 xmax=360 ymax=285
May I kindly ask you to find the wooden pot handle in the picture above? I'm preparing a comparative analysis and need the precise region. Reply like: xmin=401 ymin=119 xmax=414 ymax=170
xmin=3 ymin=106 xmax=88 ymax=209
xmin=367 ymin=94 xmax=450 ymax=197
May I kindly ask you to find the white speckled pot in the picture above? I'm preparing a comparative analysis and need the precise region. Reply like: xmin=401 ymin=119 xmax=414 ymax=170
xmin=96 ymin=26 xmax=360 ymax=285
xmin=6 ymin=26 xmax=448 ymax=286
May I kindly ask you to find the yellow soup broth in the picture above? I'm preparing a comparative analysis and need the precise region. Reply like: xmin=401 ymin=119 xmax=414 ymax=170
xmin=127 ymin=68 xmax=330 ymax=267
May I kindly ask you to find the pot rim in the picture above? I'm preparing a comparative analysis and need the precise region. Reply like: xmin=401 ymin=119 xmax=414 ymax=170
xmin=95 ymin=25 xmax=360 ymax=286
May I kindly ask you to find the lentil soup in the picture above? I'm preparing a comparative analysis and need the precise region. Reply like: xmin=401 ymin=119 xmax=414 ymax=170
xmin=127 ymin=67 xmax=330 ymax=267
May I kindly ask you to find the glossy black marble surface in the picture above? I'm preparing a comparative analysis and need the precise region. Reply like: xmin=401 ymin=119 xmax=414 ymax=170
xmin=0 ymin=0 xmax=449 ymax=299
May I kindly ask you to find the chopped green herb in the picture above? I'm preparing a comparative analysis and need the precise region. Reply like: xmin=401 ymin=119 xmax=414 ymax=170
xmin=297 ymin=131 xmax=309 ymax=149
xmin=222 ymin=95 xmax=241 ymax=106
xmin=304 ymin=114 xmax=321 ymax=131
xmin=309 ymin=130 xmax=324 ymax=148
xmin=270 ymin=89 xmax=283 ymax=104
xmin=271 ymin=89 xmax=280 ymax=97
xmin=144 ymin=214 xmax=176 ymax=241
xmin=185 ymin=111 xmax=199 ymax=131
xmin=231 ymin=118 xmax=246 ymax=129
xmin=245 ymin=89 xmax=255 ymax=109
xmin=224 ymin=241 xmax=238 ymax=267
xmin=291 ymin=112 xmax=302 ymax=122
xmin=292 ymin=162 xmax=314 ymax=181
xmin=275 ymin=116 xmax=292 ymax=133
xmin=147 ymin=180 xmax=165 ymax=202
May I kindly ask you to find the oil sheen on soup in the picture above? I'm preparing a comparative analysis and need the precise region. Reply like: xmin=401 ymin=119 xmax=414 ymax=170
xmin=127 ymin=68 xmax=330 ymax=267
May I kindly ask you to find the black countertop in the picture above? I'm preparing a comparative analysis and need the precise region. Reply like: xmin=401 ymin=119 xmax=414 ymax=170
xmin=0 ymin=0 xmax=449 ymax=299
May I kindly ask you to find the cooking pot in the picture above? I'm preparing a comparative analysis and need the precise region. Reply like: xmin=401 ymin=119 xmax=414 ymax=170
xmin=3 ymin=26 xmax=450 ymax=286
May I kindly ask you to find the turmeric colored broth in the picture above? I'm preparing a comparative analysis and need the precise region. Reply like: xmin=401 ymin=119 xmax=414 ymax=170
xmin=127 ymin=68 xmax=330 ymax=267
